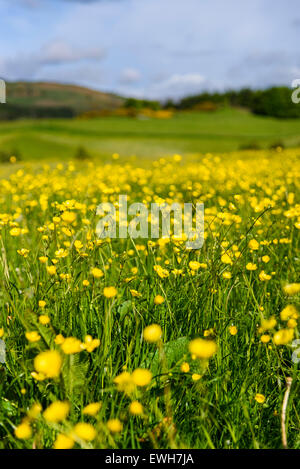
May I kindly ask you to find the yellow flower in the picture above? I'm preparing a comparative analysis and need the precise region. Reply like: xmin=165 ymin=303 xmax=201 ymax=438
xmin=39 ymin=315 xmax=50 ymax=325
xmin=0 ymin=327 xmax=4 ymax=338
xmin=43 ymin=401 xmax=70 ymax=423
xmin=280 ymin=305 xmax=298 ymax=321
xmin=189 ymin=338 xmax=217 ymax=359
xmin=114 ymin=371 xmax=136 ymax=394
xmin=246 ymin=263 xmax=257 ymax=271
xmin=83 ymin=402 xmax=102 ymax=416
xmin=54 ymin=334 xmax=65 ymax=345
xmin=180 ymin=362 xmax=190 ymax=373
xmin=261 ymin=317 xmax=277 ymax=331
xmin=259 ymin=270 xmax=271 ymax=281
xmin=107 ymin=419 xmax=123 ymax=433
xmin=229 ymin=325 xmax=238 ymax=335
xmin=25 ymin=331 xmax=41 ymax=343
xmin=248 ymin=239 xmax=259 ymax=250
xmin=255 ymin=393 xmax=265 ymax=404
xmin=283 ymin=283 xmax=300 ymax=296
xmin=223 ymin=271 xmax=232 ymax=279
xmin=55 ymin=248 xmax=68 ymax=258
xmin=153 ymin=265 xmax=169 ymax=278
xmin=83 ymin=279 xmax=90 ymax=286
xmin=103 ymin=286 xmax=117 ymax=298
xmin=38 ymin=300 xmax=46 ymax=309
xmin=143 ymin=324 xmax=162 ymax=343
xmin=191 ymin=373 xmax=201 ymax=381
xmin=83 ymin=335 xmax=100 ymax=352
xmin=221 ymin=253 xmax=232 ymax=265
xmin=287 ymin=318 xmax=297 ymax=328
xmin=34 ymin=350 xmax=62 ymax=379
xmin=129 ymin=401 xmax=143 ymax=416
xmin=39 ymin=256 xmax=48 ymax=263
xmin=31 ymin=372 xmax=46 ymax=381
xmin=47 ymin=265 xmax=57 ymax=276
xmin=73 ymin=423 xmax=96 ymax=441
xmin=17 ymin=248 xmax=29 ymax=258
xmin=15 ymin=422 xmax=32 ymax=439
xmin=10 ymin=227 xmax=21 ymax=237
xmin=273 ymin=328 xmax=294 ymax=345
xmin=53 ymin=433 xmax=74 ymax=449
xmin=91 ymin=267 xmax=103 ymax=278
xmin=262 ymin=255 xmax=270 ymax=263
xmin=260 ymin=334 xmax=271 ymax=343
xmin=154 ymin=295 xmax=165 ymax=305
xmin=74 ymin=240 xmax=83 ymax=250
xmin=61 ymin=211 xmax=76 ymax=224
xmin=131 ymin=368 xmax=152 ymax=387
xmin=130 ymin=289 xmax=142 ymax=297
xmin=189 ymin=261 xmax=201 ymax=271
xmin=61 ymin=337 xmax=83 ymax=354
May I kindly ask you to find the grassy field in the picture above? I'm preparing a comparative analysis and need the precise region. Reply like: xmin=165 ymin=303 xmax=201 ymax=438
xmin=1 ymin=108 xmax=300 ymax=161
xmin=0 ymin=146 xmax=299 ymax=449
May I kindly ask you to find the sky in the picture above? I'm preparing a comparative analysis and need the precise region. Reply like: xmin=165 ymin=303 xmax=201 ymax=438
xmin=0 ymin=0 xmax=299 ymax=100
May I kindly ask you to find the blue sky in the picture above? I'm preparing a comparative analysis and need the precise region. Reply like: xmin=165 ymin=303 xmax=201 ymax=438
xmin=0 ymin=0 xmax=299 ymax=100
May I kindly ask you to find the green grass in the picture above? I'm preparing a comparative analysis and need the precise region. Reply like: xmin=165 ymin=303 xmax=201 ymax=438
xmin=1 ymin=108 xmax=300 ymax=161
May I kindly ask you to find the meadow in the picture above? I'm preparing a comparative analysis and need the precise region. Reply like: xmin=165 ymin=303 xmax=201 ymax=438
xmin=1 ymin=108 xmax=300 ymax=162
xmin=0 ymin=141 xmax=299 ymax=449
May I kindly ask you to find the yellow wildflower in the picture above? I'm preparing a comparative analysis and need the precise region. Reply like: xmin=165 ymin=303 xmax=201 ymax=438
xmin=107 ymin=419 xmax=123 ymax=433
xmin=255 ymin=393 xmax=265 ymax=404
xmin=34 ymin=350 xmax=62 ymax=379
xmin=143 ymin=324 xmax=162 ymax=343
xmin=83 ymin=402 xmax=102 ymax=416
xmin=103 ymin=286 xmax=117 ymax=298
xmin=73 ymin=423 xmax=96 ymax=441
xmin=43 ymin=401 xmax=70 ymax=423
xmin=189 ymin=338 xmax=217 ymax=359
xmin=131 ymin=368 xmax=152 ymax=387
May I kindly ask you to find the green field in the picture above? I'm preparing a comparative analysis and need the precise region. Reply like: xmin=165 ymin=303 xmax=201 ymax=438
xmin=1 ymin=108 xmax=300 ymax=161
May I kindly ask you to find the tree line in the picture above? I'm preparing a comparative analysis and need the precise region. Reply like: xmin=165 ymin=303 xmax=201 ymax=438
xmin=164 ymin=86 xmax=300 ymax=118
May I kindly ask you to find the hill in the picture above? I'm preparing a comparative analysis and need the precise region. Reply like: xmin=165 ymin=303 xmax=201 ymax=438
xmin=1 ymin=81 xmax=124 ymax=119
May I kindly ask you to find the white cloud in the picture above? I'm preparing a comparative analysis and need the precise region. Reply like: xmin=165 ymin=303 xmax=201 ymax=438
xmin=41 ymin=41 xmax=104 ymax=65
xmin=150 ymin=73 xmax=206 ymax=99
xmin=152 ymin=73 xmax=207 ymax=99
xmin=0 ymin=40 xmax=105 ymax=80
xmin=119 ymin=68 xmax=141 ymax=83
xmin=115 ymin=73 xmax=207 ymax=100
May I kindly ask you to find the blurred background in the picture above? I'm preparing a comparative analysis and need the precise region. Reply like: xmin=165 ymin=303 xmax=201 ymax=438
xmin=0 ymin=0 xmax=300 ymax=162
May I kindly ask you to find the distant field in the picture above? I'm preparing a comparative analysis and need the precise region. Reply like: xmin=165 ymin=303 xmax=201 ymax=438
xmin=1 ymin=108 xmax=300 ymax=161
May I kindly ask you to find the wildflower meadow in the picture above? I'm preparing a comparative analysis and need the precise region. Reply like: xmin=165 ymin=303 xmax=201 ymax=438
xmin=0 ymin=146 xmax=299 ymax=449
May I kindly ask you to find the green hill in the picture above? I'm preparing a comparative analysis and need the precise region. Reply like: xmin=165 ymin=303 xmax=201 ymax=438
xmin=1 ymin=82 xmax=124 ymax=119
